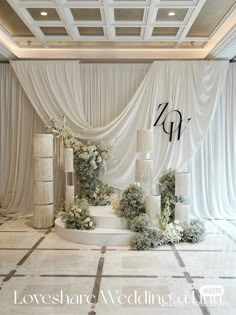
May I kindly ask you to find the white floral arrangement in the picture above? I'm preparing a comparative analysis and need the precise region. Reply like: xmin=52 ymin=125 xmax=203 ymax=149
xmin=47 ymin=116 xmax=114 ymax=205
xmin=61 ymin=204 xmax=95 ymax=230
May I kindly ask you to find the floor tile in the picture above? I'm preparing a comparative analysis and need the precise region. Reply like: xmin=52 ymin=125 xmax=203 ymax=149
xmin=0 ymin=250 xmax=28 ymax=274
xmin=175 ymin=233 xmax=236 ymax=251
xmin=37 ymin=233 xmax=101 ymax=250
xmin=0 ymin=218 xmax=39 ymax=232
xmin=0 ymin=232 xmax=43 ymax=249
xmin=180 ymin=251 xmax=236 ymax=277
xmin=0 ymin=276 xmax=94 ymax=315
xmin=103 ymin=251 xmax=183 ymax=276
xmin=16 ymin=250 xmax=101 ymax=276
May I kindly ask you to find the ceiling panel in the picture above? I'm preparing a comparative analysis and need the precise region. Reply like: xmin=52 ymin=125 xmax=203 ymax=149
xmin=0 ymin=0 xmax=234 ymax=60
xmin=78 ymin=27 xmax=104 ymax=36
xmin=0 ymin=0 xmax=32 ymax=36
xmin=156 ymin=8 xmax=189 ymax=22
xmin=27 ymin=8 xmax=61 ymax=21
xmin=187 ymin=0 xmax=236 ymax=37
xmin=114 ymin=8 xmax=144 ymax=21
xmin=40 ymin=27 xmax=68 ymax=36
xmin=152 ymin=27 xmax=179 ymax=36
xmin=71 ymin=8 xmax=102 ymax=21
xmin=116 ymin=27 xmax=141 ymax=36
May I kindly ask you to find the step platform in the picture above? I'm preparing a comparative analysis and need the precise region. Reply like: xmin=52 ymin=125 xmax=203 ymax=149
xmin=55 ymin=205 xmax=134 ymax=246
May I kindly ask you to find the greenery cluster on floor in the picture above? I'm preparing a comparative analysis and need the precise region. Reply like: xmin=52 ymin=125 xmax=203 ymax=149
xmin=59 ymin=198 xmax=96 ymax=230
xmin=47 ymin=117 xmax=114 ymax=205
xmin=118 ymin=171 xmax=206 ymax=250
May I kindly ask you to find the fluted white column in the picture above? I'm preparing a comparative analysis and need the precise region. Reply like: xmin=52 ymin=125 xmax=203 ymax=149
xmin=33 ymin=134 xmax=54 ymax=228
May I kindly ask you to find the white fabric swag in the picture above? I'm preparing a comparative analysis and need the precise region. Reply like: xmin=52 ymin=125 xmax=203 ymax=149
xmin=11 ymin=60 xmax=229 ymax=190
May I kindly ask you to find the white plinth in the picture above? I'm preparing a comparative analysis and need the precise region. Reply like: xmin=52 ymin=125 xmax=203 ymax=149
xmin=175 ymin=203 xmax=190 ymax=224
xmin=175 ymin=172 xmax=191 ymax=197
xmin=34 ymin=158 xmax=53 ymax=181
xmin=34 ymin=181 xmax=53 ymax=204
xmin=64 ymin=148 xmax=74 ymax=172
xmin=65 ymin=186 xmax=74 ymax=209
xmin=89 ymin=205 xmax=129 ymax=229
xmin=137 ymin=129 xmax=153 ymax=153
xmin=145 ymin=195 xmax=161 ymax=221
xmin=135 ymin=159 xmax=153 ymax=182
xmin=33 ymin=134 xmax=53 ymax=158
xmin=55 ymin=218 xmax=134 ymax=246
xmin=34 ymin=204 xmax=54 ymax=228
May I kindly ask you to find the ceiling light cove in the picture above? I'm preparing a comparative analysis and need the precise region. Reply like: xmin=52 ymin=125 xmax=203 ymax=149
xmin=40 ymin=12 xmax=48 ymax=16
xmin=168 ymin=12 xmax=176 ymax=16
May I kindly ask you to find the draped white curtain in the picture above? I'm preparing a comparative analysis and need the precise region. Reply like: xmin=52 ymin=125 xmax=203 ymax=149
xmin=0 ymin=64 xmax=64 ymax=216
xmin=11 ymin=60 xmax=229 ymax=190
xmin=188 ymin=63 xmax=236 ymax=219
xmin=0 ymin=64 xmax=44 ymax=215
xmin=1 ymin=60 xmax=235 ymax=219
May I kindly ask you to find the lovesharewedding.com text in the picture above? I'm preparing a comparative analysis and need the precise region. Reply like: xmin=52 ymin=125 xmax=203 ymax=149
xmin=13 ymin=287 xmax=224 ymax=307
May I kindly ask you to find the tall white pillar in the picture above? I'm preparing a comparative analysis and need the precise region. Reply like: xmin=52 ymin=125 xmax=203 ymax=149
xmin=33 ymin=134 xmax=54 ymax=228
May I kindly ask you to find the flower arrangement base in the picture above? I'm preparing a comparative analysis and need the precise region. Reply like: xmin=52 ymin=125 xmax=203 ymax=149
xmin=89 ymin=205 xmax=129 ymax=229
xmin=55 ymin=217 xmax=134 ymax=246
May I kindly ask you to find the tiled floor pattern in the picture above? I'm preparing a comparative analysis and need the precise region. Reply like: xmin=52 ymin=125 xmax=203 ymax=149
xmin=0 ymin=217 xmax=236 ymax=314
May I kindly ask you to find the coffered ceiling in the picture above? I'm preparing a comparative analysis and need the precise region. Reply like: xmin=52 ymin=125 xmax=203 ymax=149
xmin=0 ymin=0 xmax=235 ymax=60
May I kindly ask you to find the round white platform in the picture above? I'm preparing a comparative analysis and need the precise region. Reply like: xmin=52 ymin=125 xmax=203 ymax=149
xmin=89 ymin=205 xmax=129 ymax=229
xmin=55 ymin=218 xmax=135 ymax=246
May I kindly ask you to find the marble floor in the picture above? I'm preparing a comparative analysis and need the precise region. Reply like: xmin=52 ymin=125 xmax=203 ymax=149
xmin=0 ymin=217 xmax=236 ymax=315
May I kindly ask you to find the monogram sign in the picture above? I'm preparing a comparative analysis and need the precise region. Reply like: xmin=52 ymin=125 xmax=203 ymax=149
xmin=153 ymin=103 xmax=191 ymax=142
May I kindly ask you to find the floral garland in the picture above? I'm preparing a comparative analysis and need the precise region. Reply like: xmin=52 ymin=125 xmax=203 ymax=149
xmin=47 ymin=117 xmax=114 ymax=206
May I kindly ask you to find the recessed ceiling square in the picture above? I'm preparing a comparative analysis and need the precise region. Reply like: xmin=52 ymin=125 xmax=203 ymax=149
xmin=40 ymin=27 xmax=68 ymax=36
xmin=152 ymin=27 xmax=179 ymax=36
xmin=27 ymin=8 xmax=60 ymax=21
xmin=0 ymin=0 xmax=32 ymax=36
xmin=114 ymin=8 xmax=144 ymax=21
xmin=78 ymin=27 xmax=104 ymax=36
xmin=116 ymin=27 xmax=141 ymax=36
xmin=156 ymin=8 xmax=188 ymax=22
xmin=71 ymin=8 xmax=102 ymax=21
xmin=187 ymin=0 xmax=235 ymax=37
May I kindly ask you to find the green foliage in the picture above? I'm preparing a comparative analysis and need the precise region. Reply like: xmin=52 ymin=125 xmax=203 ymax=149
xmin=181 ymin=219 xmax=206 ymax=243
xmin=90 ymin=183 xmax=115 ymax=206
xmin=131 ymin=228 xmax=161 ymax=250
xmin=61 ymin=202 xmax=95 ymax=230
xmin=130 ymin=214 xmax=150 ymax=232
xmin=159 ymin=170 xmax=176 ymax=224
xmin=131 ymin=231 xmax=152 ymax=250
xmin=119 ymin=184 xmax=145 ymax=220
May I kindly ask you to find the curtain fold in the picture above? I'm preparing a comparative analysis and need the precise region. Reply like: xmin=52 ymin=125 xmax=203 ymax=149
xmin=11 ymin=60 xmax=229 ymax=190
xmin=187 ymin=63 xmax=236 ymax=219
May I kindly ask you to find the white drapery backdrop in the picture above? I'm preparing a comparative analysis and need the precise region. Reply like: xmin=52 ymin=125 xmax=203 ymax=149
xmin=1 ymin=61 xmax=235 ymax=218
xmin=187 ymin=63 xmax=236 ymax=218
xmin=11 ymin=60 xmax=228 ymax=188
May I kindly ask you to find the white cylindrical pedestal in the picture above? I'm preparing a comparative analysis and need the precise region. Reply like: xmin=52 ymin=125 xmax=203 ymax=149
xmin=34 ymin=158 xmax=53 ymax=181
xmin=33 ymin=134 xmax=54 ymax=229
xmin=64 ymin=148 xmax=74 ymax=172
xmin=34 ymin=181 xmax=53 ymax=205
xmin=145 ymin=195 xmax=161 ymax=222
xmin=33 ymin=204 xmax=54 ymax=229
xmin=175 ymin=172 xmax=191 ymax=197
xmin=175 ymin=203 xmax=190 ymax=224
xmin=137 ymin=129 xmax=153 ymax=153
xmin=65 ymin=186 xmax=74 ymax=209
xmin=33 ymin=134 xmax=53 ymax=158
xmin=135 ymin=159 xmax=153 ymax=182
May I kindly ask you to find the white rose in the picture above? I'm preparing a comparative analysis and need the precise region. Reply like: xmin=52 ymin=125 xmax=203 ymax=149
xmin=89 ymin=222 xmax=93 ymax=226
